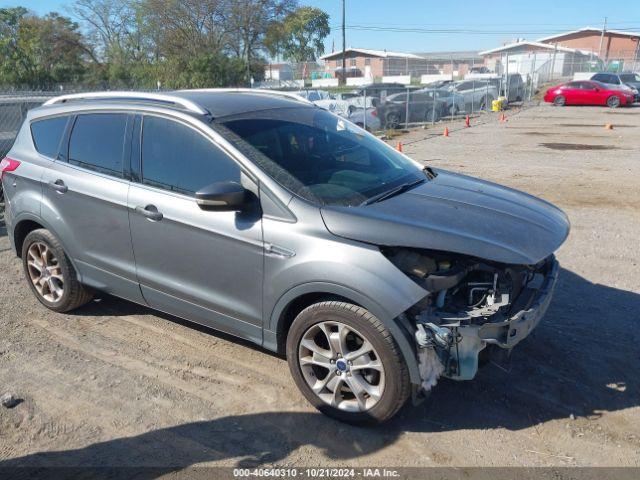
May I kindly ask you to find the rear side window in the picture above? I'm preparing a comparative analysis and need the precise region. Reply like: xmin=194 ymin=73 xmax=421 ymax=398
xmin=68 ymin=114 xmax=127 ymax=177
xmin=31 ymin=116 xmax=68 ymax=158
xmin=141 ymin=116 xmax=240 ymax=195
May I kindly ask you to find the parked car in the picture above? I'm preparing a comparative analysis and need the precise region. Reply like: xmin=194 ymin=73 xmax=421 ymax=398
xmin=377 ymin=90 xmax=449 ymax=128
xmin=294 ymin=89 xmax=331 ymax=102
xmin=544 ymin=80 xmax=635 ymax=107
xmin=355 ymin=83 xmax=419 ymax=103
xmin=347 ymin=107 xmax=381 ymax=132
xmin=591 ymin=72 xmax=640 ymax=102
xmin=447 ymin=80 xmax=498 ymax=111
xmin=313 ymin=98 xmax=353 ymax=117
xmin=422 ymin=80 xmax=453 ymax=90
xmin=2 ymin=90 xmax=569 ymax=425
xmin=502 ymin=74 xmax=525 ymax=102
xmin=417 ymin=88 xmax=466 ymax=115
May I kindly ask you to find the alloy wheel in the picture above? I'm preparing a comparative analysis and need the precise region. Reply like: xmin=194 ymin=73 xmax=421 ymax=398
xmin=298 ymin=321 xmax=386 ymax=412
xmin=26 ymin=241 xmax=64 ymax=303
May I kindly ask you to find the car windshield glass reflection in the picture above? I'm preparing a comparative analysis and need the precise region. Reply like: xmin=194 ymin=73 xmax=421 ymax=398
xmin=219 ymin=107 xmax=424 ymax=206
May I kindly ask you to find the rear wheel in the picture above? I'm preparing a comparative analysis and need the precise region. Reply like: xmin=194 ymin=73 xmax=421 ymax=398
xmin=22 ymin=229 xmax=93 ymax=312
xmin=287 ymin=301 xmax=411 ymax=425
xmin=606 ymin=95 xmax=621 ymax=108
xmin=385 ymin=112 xmax=400 ymax=129
xmin=553 ymin=95 xmax=566 ymax=106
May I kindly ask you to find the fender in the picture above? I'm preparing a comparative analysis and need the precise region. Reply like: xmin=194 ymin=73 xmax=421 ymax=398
xmin=10 ymin=211 xmax=85 ymax=283
xmin=268 ymin=281 xmax=421 ymax=385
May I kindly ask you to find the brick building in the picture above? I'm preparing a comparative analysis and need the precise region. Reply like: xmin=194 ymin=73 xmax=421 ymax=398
xmin=320 ymin=48 xmax=437 ymax=79
xmin=537 ymin=27 xmax=640 ymax=69
xmin=413 ymin=51 xmax=485 ymax=77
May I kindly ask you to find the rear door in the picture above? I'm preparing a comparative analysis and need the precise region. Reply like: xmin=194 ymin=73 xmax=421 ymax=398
xmin=127 ymin=114 xmax=264 ymax=343
xmin=40 ymin=112 xmax=143 ymax=303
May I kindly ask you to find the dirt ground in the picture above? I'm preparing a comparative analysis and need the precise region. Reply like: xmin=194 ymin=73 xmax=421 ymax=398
xmin=0 ymin=104 xmax=639 ymax=470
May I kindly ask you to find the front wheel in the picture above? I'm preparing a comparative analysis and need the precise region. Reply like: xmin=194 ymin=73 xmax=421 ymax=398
xmin=286 ymin=301 xmax=411 ymax=425
xmin=606 ymin=95 xmax=621 ymax=108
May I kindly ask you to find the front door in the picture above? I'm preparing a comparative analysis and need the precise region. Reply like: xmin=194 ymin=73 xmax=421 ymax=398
xmin=128 ymin=114 xmax=264 ymax=343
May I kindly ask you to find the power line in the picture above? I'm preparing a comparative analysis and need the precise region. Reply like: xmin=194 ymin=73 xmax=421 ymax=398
xmin=327 ymin=24 xmax=640 ymax=35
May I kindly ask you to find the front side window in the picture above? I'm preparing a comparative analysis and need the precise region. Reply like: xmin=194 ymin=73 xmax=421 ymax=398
xmin=141 ymin=116 xmax=240 ymax=195
xmin=68 ymin=113 xmax=127 ymax=176
xmin=31 ymin=116 xmax=68 ymax=158
xmin=220 ymin=107 xmax=424 ymax=206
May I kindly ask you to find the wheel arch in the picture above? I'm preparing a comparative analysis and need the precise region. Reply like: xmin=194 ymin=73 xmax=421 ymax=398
xmin=11 ymin=213 xmax=83 ymax=281
xmin=268 ymin=282 xmax=421 ymax=385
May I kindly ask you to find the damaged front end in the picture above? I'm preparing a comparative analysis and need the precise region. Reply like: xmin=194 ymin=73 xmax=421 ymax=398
xmin=384 ymin=247 xmax=559 ymax=391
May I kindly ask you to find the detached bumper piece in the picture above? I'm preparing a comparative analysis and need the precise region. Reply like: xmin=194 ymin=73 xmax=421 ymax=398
xmin=414 ymin=255 xmax=559 ymax=383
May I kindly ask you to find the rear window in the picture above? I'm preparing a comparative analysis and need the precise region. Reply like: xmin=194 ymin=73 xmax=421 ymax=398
xmin=31 ymin=116 xmax=68 ymax=158
xmin=68 ymin=113 xmax=127 ymax=177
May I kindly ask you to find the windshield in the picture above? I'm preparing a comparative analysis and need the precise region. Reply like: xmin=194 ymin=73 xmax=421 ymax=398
xmin=620 ymin=73 xmax=640 ymax=82
xmin=218 ymin=107 xmax=424 ymax=206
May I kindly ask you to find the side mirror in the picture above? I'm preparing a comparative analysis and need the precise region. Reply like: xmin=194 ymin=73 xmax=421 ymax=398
xmin=594 ymin=87 xmax=600 ymax=92
xmin=195 ymin=181 xmax=247 ymax=211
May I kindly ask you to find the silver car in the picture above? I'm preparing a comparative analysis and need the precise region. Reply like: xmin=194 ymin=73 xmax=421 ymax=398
xmin=1 ymin=90 xmax=569 ymax=425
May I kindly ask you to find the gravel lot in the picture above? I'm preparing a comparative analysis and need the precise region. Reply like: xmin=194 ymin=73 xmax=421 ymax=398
xmin=0 ymin=104 xmax=639 ymax=469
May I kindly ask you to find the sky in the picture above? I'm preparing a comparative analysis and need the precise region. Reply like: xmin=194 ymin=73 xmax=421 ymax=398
xmin=5 ymin=0 xmax=640 ymax=54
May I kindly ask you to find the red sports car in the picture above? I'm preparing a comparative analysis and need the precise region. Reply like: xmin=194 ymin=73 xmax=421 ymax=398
xmin=544 ymin=80 xmax=635 ymax=108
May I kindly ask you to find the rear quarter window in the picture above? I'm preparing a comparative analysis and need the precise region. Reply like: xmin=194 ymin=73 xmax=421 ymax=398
xmin=30 ymin=116 xmax=69 ymax=158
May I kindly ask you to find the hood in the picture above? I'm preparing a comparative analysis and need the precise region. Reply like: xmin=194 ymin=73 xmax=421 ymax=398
xmin=320 ymin=169 xmax=570 ymax=265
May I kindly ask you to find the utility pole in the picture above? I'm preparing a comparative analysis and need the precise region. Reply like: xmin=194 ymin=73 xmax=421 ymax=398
xmin=342 ymin=0 xmax=346 ymax=76
xmin=598 ymin=17 xmax=607 ymax=66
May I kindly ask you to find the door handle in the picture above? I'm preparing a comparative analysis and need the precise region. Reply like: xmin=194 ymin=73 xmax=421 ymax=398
xmin=49 ymin=179 xmax=68 ymax=194
xmin=135 ymin=205 xmax=163 ymax=222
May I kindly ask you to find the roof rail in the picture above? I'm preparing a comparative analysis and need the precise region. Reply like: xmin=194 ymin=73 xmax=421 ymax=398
xmin=42 ymin=91 xmax=209 ymax=115
xmin=179 ymin=88 xmax=313 ymax=104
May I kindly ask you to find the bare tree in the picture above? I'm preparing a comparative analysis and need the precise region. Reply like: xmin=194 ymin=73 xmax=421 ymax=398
xmin=71 ymin=0 xmax=141 ymax=63
xmin=223 ymin=0 xmax=296 ymax=62
xmin=139 ymin=0 xmax=228 ymax=58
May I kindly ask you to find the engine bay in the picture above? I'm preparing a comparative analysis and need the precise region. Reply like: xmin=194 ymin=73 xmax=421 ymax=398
xmin=383 ymin=247 xmax=556 ymax=388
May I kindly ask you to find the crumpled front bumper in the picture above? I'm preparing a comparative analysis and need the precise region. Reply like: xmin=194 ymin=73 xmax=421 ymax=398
xmin=435 ymin=257 xmax=559 ymax=381
xmin=478 ymin=257 xmax=559 ymax=349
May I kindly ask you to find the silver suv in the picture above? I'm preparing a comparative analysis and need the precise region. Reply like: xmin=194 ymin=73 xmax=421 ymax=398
xmin=1 ymin=90 xmax=569 ymax=425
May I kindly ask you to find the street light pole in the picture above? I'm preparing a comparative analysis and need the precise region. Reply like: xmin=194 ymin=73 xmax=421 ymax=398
xmin=598 ymin=17 xmax=607 ymax=65
xmin=342 ymin=0 xmax=346 ymax=75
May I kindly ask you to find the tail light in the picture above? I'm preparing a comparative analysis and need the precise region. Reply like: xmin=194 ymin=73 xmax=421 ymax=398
xmin=0 ymin=157 xmax=20 ymax=181
xmin=370 ymin=109 xmax=378 ymax=117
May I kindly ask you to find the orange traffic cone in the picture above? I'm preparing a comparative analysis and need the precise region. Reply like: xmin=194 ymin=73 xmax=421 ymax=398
xmin=396 ymin=141 xmax=403 ymax=152
xmin=500 ymin=113 xmax=506 ymax=122
xmin=443 ymin=127 xmax=450 ymax=137
xmin=604 ymin=123 xmax=613 ymax=130
xmin=465 ymin=115 xmax=470 ymax=127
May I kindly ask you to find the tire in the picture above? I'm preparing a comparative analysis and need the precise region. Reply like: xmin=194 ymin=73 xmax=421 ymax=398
xmin=286 ymin=301 xmax=411 ymax=425
xmin=606 ymin=95 xmax=620 ymax=108
xmin=22 ymin=229 xmax=93 ymax=312
xmin=553 ymin=95 xmax=566 ymax=106
xmin=385 ymin=112 xmax=400 ymax=129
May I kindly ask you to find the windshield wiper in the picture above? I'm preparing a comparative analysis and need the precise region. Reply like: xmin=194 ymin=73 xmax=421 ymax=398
xmin=361 ymin=178 xmax=426 ymax=206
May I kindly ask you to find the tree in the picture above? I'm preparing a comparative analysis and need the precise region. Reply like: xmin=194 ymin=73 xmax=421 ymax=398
xmin=270 ymin=6 xmax=329 ymax=63
xmin=138 ymin=0 xmax=228 ymax=58
xmin=0 ymin=8 xmax=87 ymax=87
xmin=224 ymin=0 xmax=296 ymax=63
